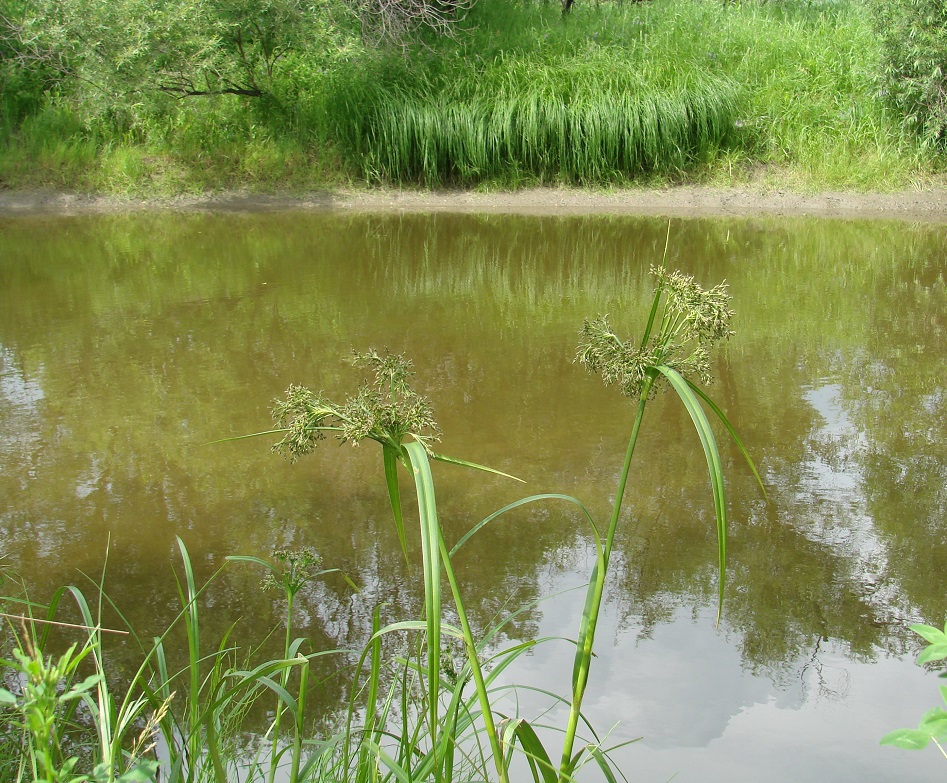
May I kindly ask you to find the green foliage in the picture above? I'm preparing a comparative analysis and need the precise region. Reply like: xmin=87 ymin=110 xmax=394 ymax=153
xmin=0 ymin=540 xmax=354 ymax=783
xmin=881 ymin=621 xmax=947 ymax=760
xmin=0 ymin=0 xmax=938 ymax=191
xmin=0 ymin=0 xmax=60 ymax=127
xmin=319 ymin=0 xmax=913 ymax=187
xmin=0 ymin=577 xmax=162 ymax=783
xmin=0 ymin=0 xmax=361 ymax=143
xmin=874 ymin=0 xmax=947 ymax=147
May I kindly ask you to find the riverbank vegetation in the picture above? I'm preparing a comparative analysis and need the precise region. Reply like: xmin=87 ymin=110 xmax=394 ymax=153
xmin=0 ymin=0 xmax=945 ymax=193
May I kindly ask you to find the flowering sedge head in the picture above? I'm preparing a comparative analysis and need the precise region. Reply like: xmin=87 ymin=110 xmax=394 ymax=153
xmin=261 ymin=547 xmax=324 ymax=598
xmin=271 ymin=349 xmax=440 ymax=461
xmin=577 ymin=266 xmax=734 ymax=398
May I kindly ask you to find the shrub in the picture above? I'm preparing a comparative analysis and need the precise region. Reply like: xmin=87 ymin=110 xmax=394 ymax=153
xmin=874 ymin=0 xmax=947 ymax=146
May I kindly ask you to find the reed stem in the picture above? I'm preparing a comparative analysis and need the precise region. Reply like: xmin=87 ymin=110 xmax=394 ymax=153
xmin=558 ymin=373 xmax=653 ymax=781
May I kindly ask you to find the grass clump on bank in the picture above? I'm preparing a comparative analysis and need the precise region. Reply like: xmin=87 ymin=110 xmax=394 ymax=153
xmin=332 ymin=55 xmax=738 ymax=186
xmin=0 ymin=0 xmax=944 ymax=192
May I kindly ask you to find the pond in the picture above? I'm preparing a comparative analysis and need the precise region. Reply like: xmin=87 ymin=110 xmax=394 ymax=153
xmin=1 ymin=209 xmax=946 ymax=782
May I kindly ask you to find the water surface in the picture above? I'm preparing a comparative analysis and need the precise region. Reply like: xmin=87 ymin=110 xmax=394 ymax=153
xmin=1 ymin=210 xmax=946 ymax=781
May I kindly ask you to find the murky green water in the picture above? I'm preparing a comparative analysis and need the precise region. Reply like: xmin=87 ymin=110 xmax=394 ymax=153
xmin=2 ymin=210 xmax=946 ymax=781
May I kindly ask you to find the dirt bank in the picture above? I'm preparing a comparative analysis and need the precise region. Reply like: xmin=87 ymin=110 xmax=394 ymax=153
xmin=2 ymin=186 xmax=947 ymax=221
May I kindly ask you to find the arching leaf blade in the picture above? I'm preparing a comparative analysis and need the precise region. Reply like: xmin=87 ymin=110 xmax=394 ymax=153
xmin=655 ymin=365 xmax=727 ymax=625
xmin=685 ymin=378 xmax=767 ymax=500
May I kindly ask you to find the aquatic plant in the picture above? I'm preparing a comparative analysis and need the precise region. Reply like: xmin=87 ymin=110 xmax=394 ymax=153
xmin=267 ymin=349 xmax=525 ymax=783
xmin=261 ymin=261 xmax=762 ymax=783
xmin=557 ymin=262 xmax=762 ymax=780
xmin=881 ymin=620 xmax=947 ymax=761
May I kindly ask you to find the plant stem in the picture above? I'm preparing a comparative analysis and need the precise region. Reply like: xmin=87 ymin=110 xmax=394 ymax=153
xmin=603 ymin=374 xmax=654 ymax=567
xmin=267 ymin=591 xmax=295 ymax=783
xmin=289 ymin=653 xmax=308 ymax=783
xmin=438 ymin=535 xmax=509 ymax=783
xmin=557 ymin=373 xmax=653 ymax=781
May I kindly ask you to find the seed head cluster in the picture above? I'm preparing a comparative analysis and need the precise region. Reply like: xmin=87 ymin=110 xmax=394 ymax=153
xmin=271 ymin=349 xmax=441 ymax=461
xmin=261 ymin=547 xmax=324 ymax=598
xmin=577 ymin=266 xmax=733 ymax=398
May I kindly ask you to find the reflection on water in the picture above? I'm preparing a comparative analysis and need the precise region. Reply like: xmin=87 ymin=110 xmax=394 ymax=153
xmin=1 ymin=210 xmax=946 ymax=780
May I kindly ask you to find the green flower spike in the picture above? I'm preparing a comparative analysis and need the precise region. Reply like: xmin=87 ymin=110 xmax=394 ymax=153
xmin=577 ymin=265 xmax=734 ymax=397
xmin=260 ymin=547 xmax=325 ymax=599
xmin=271 ymin=349 xmax=441 ymax=461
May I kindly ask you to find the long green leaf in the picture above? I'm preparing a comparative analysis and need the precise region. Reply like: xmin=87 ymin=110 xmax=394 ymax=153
xmin=202 ymin=428 xmax=290 ymax=445
xmin=251 ymin=674 xmax=300 ymax=724
xmin=364 ymin=740 xmax=413 ymax=783
xmin=451 ymin=494 xmax=597 ymax=558
xmin=384 ymin=444 xmax=410 ymax=564
xmin=431 ymin=451 xmax=525 ymax=483
xmin=655 ymin=365 xmax=727 ymax=624
xmin=508 ymin=719 xmax=557 ymax=783
xmin=403 ymin=441 xmax=442 ymax=763
xmin=407 ymin=441 xmax=511 ymax=783
xmin=204 ymin=426 xmax=344 ymax=446
xmin=639 ymin=263 xmax=666 ymax=350
xmin=685 ymin=379 xmax=767 ymax=500
xmin=585 ymin=744 xmax=620 ymax=783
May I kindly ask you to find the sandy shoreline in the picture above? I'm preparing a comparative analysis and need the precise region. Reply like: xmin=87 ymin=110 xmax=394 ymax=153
xmin=2 ymin=185 xmax=947 ymax=222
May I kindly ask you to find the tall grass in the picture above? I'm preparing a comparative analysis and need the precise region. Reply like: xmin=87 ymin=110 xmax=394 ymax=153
xmin=0 ymin=541 xmax=353 ymax=783
xmin=341 ymin=59 xmax=737 ymax=185
xmin=319 ymin=0 xmax=932 ymax=188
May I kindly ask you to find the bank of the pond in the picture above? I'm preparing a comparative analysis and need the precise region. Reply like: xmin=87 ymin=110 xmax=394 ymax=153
xmin=3 ymin=186 xmax=947 ymax=223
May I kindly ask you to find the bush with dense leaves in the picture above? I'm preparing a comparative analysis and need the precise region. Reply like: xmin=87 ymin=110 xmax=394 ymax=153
xmin=874 ymin=0 xmax=947 ymax=147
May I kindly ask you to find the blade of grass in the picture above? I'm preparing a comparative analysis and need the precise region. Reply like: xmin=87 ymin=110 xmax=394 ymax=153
xmin=406 ymin=440 xmax=443 ymax=774
xmin=655 ymin=365 xmax=727 ymax=625
xmin=431 ymin=452 xmax=525 ymax=483
xmin=405 ymin=440 xmax=509 ymax=783
xmin=685 ymin=379 xmax=768 ymax=500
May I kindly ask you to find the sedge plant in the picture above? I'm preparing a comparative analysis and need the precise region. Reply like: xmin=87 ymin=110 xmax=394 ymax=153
xmin=225 ymin=547 xmax=358 ymax=783
xmin=261 ymin=263 xmax=763 ymax=782
xmin=264 ymin=349 xmax=525 ymax=783
xmin=555 ymin=263 xmax=765 ymax=781
xmin=138 ymin=538 xmax=352 ymax=783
